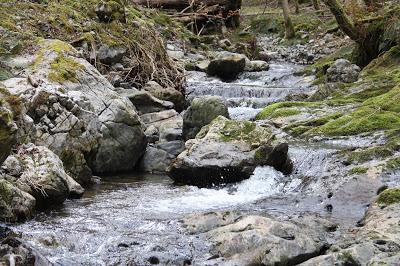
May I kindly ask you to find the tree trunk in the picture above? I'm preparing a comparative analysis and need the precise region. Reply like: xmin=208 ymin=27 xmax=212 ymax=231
xmin=321 ymin=0 xmax=361 ymax=41
xmin=280 ymin=0 xmax=295 ymax=39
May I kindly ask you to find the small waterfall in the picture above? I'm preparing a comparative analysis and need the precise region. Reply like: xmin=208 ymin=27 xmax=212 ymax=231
xmin=150 ymin=166 xmax=300 ymax=213
xmin=186 ymin=63 xmax=314 ymax=110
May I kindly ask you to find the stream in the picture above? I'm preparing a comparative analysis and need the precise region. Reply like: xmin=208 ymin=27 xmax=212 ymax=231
xmin=10 ymin=63 xmax=384 ymax=265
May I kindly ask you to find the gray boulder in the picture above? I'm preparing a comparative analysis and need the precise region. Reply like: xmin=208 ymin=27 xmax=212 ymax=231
xmin=326 ymin=59 xmax=361 ymax=83
xmin=183 ymin=212 xmax=331 ymax=265
xmin=141 ymin=109 xmax=183 ymax=143
xmin=183 ymin=96 xmax=229 ymax=140
xmin=120 ymin=89 xmax=174 ymax=115
xmin=144 ymin=81 xmax=186 ymax=112
xmin=139 ymin=146 xmax=175 ymax=173
xmin=97 ymin=44 xmax=126 ymax=65
xmin=156 ymin=140 xmax=185 ymax=157
xmin=139 ymin=140 xmax=185 ymax=173
xmin=0 ymin=103 xmax=17 ymax=166
xmin=168 ymin=116 xmax=293 ymax=187
xmin=207 ymin=52 xmax=246 ymax=80
xmin=2 ymin=39 xmax=147 ymax=182
xmin=2 ymin=144 xmax=84 ymax=208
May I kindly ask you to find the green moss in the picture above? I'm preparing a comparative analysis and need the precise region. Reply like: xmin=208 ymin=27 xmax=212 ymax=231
xmin=377 ymin=188 xmax=400 ymax=205
xmin=0 ymin=0 xmax=187 ymax=89
xmin=0 ymin=68 xmax=11 ymax=81
xmin=310 ymin=106 xmax=400 ymax=136
xmin=349 ymin=166 xmax=368 ymax=175
xmin=347 ymin=147 xmax=394 ymax=164
xmin=300 ymin=45 xmax=355 ymax=80
xmin=0 ymin=180 xmax=14 ymax=205
xmin=250 ymin=16 xmax=283 ymax=34
xmin=48 ymin=55 xmax=84 ymax=83
xmin=209 ymin=117 xmax=273 ymax=146
xmin=386 ymin=157 xmax=400 ymax=170
xmin=256 ymin=102 xmax=319 ymax=120
xmin=269 ymin=108 xmax=301 ymax=118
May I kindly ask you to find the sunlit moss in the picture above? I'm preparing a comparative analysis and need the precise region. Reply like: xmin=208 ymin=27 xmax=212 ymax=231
xmin=377 ymin=188 xmax=400 ymax=205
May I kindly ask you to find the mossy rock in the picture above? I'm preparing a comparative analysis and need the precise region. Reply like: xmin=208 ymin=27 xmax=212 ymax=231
xmin=377 ymin=188 xmax=400 ymax=205
xmin=197 ymin=116 xmax=274 ymax=148
xmin=183 ymin=96 xmax=230 ymax=140
xmin=0 ymin=179 xmax=36 ymax=222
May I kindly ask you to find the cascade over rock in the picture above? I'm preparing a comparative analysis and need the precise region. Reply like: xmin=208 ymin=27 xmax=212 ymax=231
xmin=168 ymin=116 xmax=293 ymax=187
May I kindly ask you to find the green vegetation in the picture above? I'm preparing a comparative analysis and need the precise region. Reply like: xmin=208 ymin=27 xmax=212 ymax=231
xmin=300 ymin=45 xmax=355 ymax=85
xmin=346 ymin=147 xmax=394 ymax=164
xmin=386 ymin=157 xmax=400 ymax=170
xmin=48 ymin=55 xmax=84 ymax=83
xmin=256 ymin=102 xmax=320 ymax=120
xmin=310 ymin=105 xmax=400 ymax=136
xmin=0 ymin=0 xmax=189 ymax=90
xmin=349 ymin=166 xmax=368 ymax=175
xmin=377 ymin=188 xmax=400 ymax=205
xmin=289 ymin=46 xmax=400 ymax=137
xmin=0 ymin=180 xmax=13 ymax=205
xmin=270 ymin=108 xmax=301 ymax=118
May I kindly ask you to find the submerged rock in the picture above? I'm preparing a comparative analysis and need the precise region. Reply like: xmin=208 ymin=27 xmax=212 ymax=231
xmin=183 ymin=96 xmax=229 ymax=140
xmin=2 ymin=39 xmax=147 ymax=181
xmin=207 ymin=52 xmax=246 ymax=80
xmin=301 ymin=194 xmax=400 ymax=265
xmin=139 ymin=146 xmax=175 ymax=173
xmin=183 ymin=212 xmax=331 ymax=265
xmin=168 ymin=116 xmax=293 ymax=187
xmin=2 ymin=144 xmax=84 ymax=208
xmin=97 ymin=44 xmax=126 ymax=65
xmin=326 ymin=59 xmax=361 ymax=83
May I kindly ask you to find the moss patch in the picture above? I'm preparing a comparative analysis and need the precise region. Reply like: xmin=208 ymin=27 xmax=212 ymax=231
xmin=349 ymin=166 xmax=368 ymax=175
xmin=386 ymin=157 xmax=400 ymax=170
xmin=256 ymin=102 xmax=320 ymax=120
xmin=377 ymin=188 xmax=400 ymax=205
xmin=202 ymin=116 xmax=273 ymax=147
xmin=48 ymin=55 xmax=84 ymax=83
xmin=310 ymin=106 xmax=400 ymax=136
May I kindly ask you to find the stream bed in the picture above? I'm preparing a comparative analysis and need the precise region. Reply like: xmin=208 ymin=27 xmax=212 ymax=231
xmin=10 ymin=63 xmax=385 ymax=265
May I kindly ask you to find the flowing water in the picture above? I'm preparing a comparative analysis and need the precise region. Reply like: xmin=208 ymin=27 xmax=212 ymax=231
xmin=10 ymin=63 xmax=385 ymax=265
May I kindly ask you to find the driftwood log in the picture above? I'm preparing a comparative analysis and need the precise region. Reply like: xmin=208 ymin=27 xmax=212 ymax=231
xmin=132 ymin=0 xmax=242 ymax=30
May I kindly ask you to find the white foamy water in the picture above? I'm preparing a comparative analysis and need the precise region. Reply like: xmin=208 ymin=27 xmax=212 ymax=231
xmin=148 ymin=166 xmax=300 ymax=213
